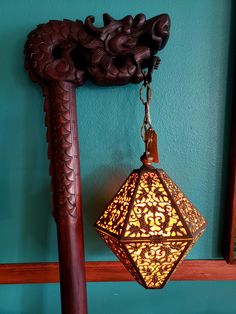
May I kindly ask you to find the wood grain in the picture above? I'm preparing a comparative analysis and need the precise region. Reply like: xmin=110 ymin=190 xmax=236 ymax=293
xmin=0 ymin=260 xmax=235 ymax=284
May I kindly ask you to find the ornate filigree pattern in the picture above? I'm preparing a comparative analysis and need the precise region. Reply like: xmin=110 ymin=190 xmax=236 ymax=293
xmin=126 ymin=241 xmax=189 ymax=288
xmin=124 ymin=172 xmax=187 ymax=238
xmin=96 ymin=173 xmax=138 ymax=236
xmin=159 ymin=170 xmax=206 ymax=234
xmin=167 ymin=229 xmax=206 ymax=280
xmin=95 ymin=166 xmax=207 ymax=289
xmin=99 ymin=231 xmax=143 ymax=285
xmin=181 ymin=229 xmax=205 ymax=260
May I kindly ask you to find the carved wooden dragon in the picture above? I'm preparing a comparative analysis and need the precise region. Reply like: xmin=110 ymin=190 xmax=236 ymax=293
xmin=24 ymin=13 xmax=170 ymax=314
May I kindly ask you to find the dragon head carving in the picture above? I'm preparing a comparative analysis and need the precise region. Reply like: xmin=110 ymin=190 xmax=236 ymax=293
xmin=25 ymin=13 xmax=170 ymax=86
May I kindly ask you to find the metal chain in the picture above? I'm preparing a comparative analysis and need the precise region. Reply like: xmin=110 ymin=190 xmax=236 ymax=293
xmin=139 ymin=81 xmax=153 ymax=141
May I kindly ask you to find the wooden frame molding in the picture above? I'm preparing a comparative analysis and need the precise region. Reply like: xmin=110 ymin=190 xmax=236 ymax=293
xmin=24 ymin=13 xmax=171 ymax=314
xmin=225 ymin=81 xmax=236 ymax=264
xmin=1 ymin=260 xmax=236 ymax=284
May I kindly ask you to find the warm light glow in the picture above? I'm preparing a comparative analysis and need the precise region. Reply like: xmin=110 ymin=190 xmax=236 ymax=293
xmin=95 ymin=172 xmax=139 ymax=236
xmin=124 ymin=172 xmax=187 ymax=238
xmin=95 ymin=166 xmax=207 ymax=289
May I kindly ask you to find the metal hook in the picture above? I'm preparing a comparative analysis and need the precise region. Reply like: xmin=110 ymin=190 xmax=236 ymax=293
xmin=142 ymin=56 xmax=161 ymax=86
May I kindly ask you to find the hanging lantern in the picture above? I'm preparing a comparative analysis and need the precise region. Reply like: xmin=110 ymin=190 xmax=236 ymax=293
xmin=94 ymin=80 xmax=207 ymax=289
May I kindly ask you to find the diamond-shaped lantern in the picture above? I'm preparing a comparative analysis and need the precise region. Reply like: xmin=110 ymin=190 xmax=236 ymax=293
xmin=94 ymin=165 xmax=207 ymax=289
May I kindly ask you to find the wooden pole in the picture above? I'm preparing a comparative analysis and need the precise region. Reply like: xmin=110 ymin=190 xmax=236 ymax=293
xmin=46 ymin=81 xmax=87 ymax=314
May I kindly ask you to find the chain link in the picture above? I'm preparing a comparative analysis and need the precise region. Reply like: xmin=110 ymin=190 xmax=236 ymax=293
xmin=139 ymin=82 xmax=153 ymax=141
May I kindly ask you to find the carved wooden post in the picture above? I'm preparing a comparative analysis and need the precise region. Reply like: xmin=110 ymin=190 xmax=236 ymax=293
xmin=47 ymin=81 xmax=86 ymax=313
xmin=24 ymin=13 xmax=170 ymax=313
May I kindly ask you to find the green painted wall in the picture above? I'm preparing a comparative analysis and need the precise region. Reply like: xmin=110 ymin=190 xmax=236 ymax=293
xmin=0 ymin=0 xmax=235 ymax=313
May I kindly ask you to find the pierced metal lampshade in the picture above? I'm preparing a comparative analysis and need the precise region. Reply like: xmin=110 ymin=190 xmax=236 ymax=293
xmin=94 ymin=165 xmax=207 ymax=289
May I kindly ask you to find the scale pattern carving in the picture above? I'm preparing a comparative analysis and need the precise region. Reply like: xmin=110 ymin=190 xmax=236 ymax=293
xmin=159 ymin=170 xmax=206 ymax=234
xmin=45 ymin=81 xmax=79 ymax=219
xmin=96 ymin=173 xmax=138 ymax=236
xmin=126 ymin=241 xmax=189 ymax=288
xmin=24 ymin=14 xmax=170 ymax=86
xmin=124 ymin=172 xmax=187 ymax=238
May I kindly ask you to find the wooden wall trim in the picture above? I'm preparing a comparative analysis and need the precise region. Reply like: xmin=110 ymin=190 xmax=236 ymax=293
xmin=0 ymin=260 xmax=235 ymax=284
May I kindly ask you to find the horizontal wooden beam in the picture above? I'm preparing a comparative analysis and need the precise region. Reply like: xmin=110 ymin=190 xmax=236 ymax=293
xmin=0 ymin=260 xmax=235 ymax=284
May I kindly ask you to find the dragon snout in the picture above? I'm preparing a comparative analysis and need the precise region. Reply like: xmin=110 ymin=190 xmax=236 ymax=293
xmin=155 ymin=14 xmax=170 ymax=35
xmin=153 ymin=14 xmax=170 ymax=50
xmin=143 ymin=14 xmax=170 ymax=51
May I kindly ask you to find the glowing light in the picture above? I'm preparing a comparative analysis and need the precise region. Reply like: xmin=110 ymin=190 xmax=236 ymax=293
xmin=95 ymin=166 xmax=207 ymax=289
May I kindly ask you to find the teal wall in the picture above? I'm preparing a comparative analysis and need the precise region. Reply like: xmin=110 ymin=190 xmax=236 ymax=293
xmin=0 ymin=0 xmax=235 ymax=313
